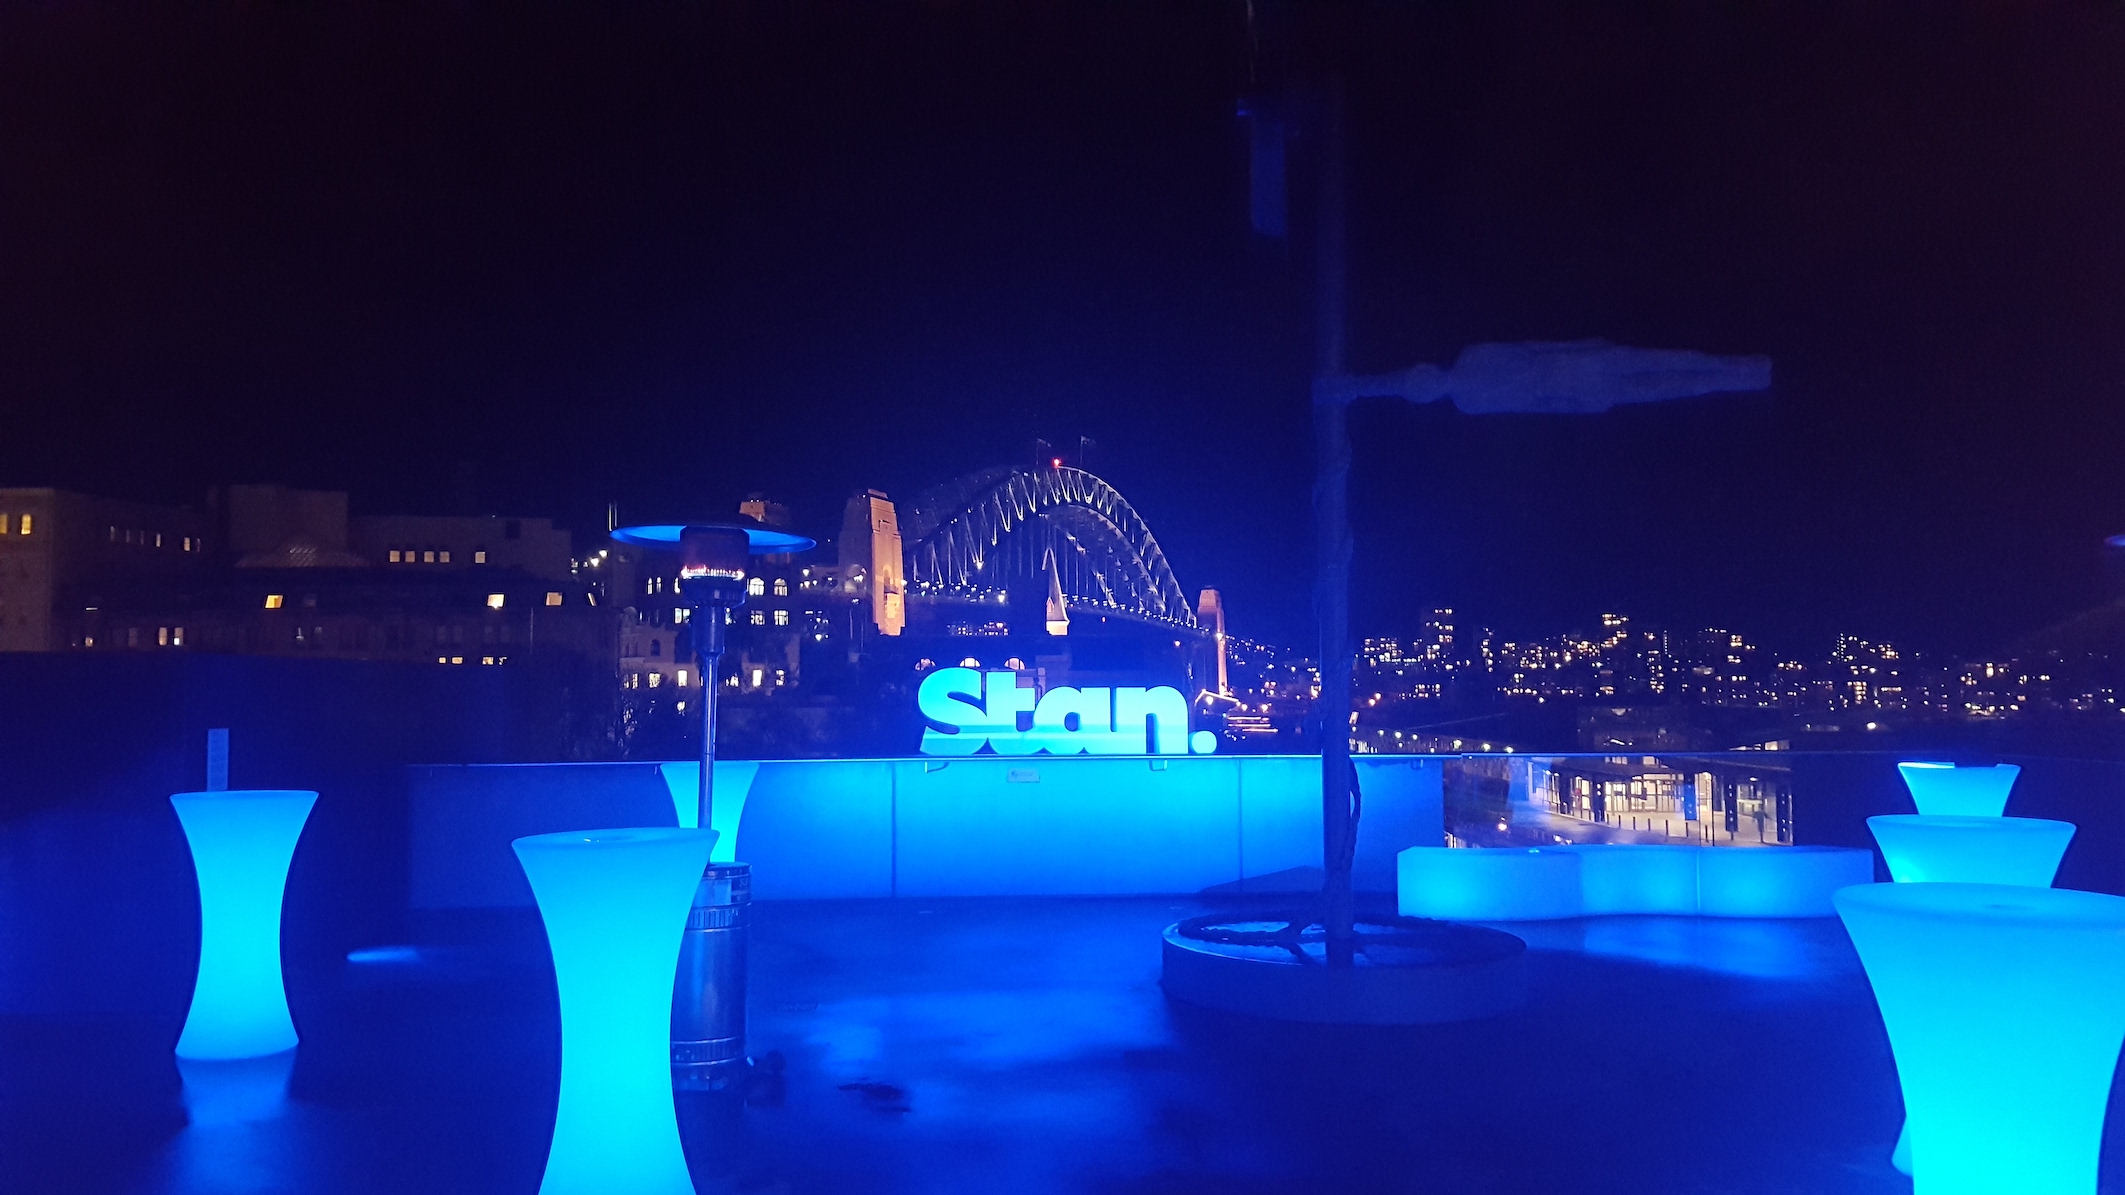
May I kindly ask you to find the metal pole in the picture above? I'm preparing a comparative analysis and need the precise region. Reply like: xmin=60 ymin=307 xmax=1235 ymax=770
xmin=1313 ymin=74 xmax=1356 ymax=966
xmin=695 ymin=604 xmax=725 ymax=831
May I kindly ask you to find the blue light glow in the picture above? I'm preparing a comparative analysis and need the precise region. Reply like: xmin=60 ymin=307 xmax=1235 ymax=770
xmin=1695 ymin=845 xmax=1875 ymax=918
xmin=513 ymin=827 xmax=715 ymax=1195
xmin=1868 ymin=815 xmax=2074 ymax=886
xmin=609 ymin=523 xmax=814 ymax=553
xmin=916 ymin=667 xmax=1210 ymax=755
xmin=1397 ymin=846 xmax=1582 ymax=920
xmin=1837 ymin=882 xmax=2125 ymax=1195
xmin=657 ymin=760 xmax=759 ymax=861
xmin=172 ymin=789 xmax=317 ymax=1060
xmin=1398 ymin=844 xmax=1873 ymax=921
xmin=1898 ymin=762 xmax=2021 ymax=817
xmin=1571 ymin=844 xmax=1700 ymax=915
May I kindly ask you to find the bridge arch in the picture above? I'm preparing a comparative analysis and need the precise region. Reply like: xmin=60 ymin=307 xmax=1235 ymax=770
xmin=900 ymin=466 xmax=1198 ymax=630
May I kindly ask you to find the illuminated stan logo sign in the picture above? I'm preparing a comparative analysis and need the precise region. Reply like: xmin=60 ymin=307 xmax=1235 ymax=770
xmin=917 ymin=668 xmax=1217 ymax=757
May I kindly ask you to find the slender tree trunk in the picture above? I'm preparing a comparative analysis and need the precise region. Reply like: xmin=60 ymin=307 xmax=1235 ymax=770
xmin=1313 ymin=75 xmax=1357 ymax=966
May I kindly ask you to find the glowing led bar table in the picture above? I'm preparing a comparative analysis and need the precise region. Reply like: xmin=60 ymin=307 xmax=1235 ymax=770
xmin=1868 ymin=815 xmax=2074 ymax=887
xmin=1898 ymin=761 xmax=2020 ymax=817
xmin=172 ymin=789 xmax=317 ymax=1060
xmin=514 ymin=827 xmax=716 ymax=1195
xmin=1837 ymin=882 xmax=2125 ymax=1195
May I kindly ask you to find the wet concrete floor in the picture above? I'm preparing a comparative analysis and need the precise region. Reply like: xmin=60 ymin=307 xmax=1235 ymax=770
xmin=0 ymin=895 xmax=2078 ymax=1193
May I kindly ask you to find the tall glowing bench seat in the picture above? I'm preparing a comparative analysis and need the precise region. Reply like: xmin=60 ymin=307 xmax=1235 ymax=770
xmin=513 ymin=827 xmax=716 ymax=1195
xmin=172 ymin=789 xmax=318 ymax=1060
xmin=1837 ymin=882 xmax=2125 ymax=1195
xmin=1399 ymin=844 xmax=1874 ymax=921
xmin=1694 ymin=845 xmax=1874 ymax=918
xmin=1868 ymin=815 xmax=2074 ymax=887
xmin=1397 ymin=847 xmax=1582 ymax=920
xmin=1898 ymin=761 xmax=2020 ymax=817
xmin=1571 ymin=844 xmax=1701 ymax=915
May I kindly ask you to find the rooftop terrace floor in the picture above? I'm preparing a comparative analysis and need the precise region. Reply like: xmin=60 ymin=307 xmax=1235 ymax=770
xmin=9 ymin=895 xmax=2111 ymax=1194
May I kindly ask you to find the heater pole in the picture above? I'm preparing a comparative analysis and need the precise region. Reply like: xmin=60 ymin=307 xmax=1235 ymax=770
xmin=695 ymin=605 xmax=725 ymax=832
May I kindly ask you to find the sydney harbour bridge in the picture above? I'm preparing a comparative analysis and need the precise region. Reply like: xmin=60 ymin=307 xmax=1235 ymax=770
xmin=900 ymin=465 xmax=1199 ymax=632
xmin=839 ymin=462 xmax=1219 ymax=688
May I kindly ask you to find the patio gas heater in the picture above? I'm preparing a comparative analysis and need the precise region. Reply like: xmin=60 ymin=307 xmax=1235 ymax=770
xmin=611 ymin=519 xmax=815 ymax=1090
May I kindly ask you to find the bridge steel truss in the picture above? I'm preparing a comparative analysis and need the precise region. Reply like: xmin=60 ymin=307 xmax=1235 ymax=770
xmin=902 ymin=466 xmax=1200 ymax=632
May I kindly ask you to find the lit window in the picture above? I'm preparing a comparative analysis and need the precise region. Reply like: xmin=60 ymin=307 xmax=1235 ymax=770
xmin=746 ymin=577 xmax=765 ymax=596
xmin=545 ymin=592 xmax=562 ymax=606
xmin=474 ymin=550 xmax=487 ymax=564
xmin=1004 ymin=657 xmax=1026 ymax=670
xmin=0 ymin=513 xmax=8 ymax=535
xmin=154 ymin=533 xmax=163 ymax=548
xmin=960 ymin=657 xmax=980 ymax=668
xmin=18 ymin=515 xmax=30 ymax=536
xmin=438 ymin=550 xmax=451 ymax=563
xmin=422 ymin=550 xmax=435 ymax=563
xmin=264 ymin=594 xmax=284 ymax=609
xmin=389 ymin=550 xmax=401 ymax=563
xmin=482 ymin=656 xmax=495 ymax=665
xmin=773 ymin=609 xmax=790 ymax=626
xmin=750 ymin=668 xmax=764 ymax=687
xmin=648 ymin=671 xmax=662 ymax=688
xmin=158 ymin=627 xmax=169 ymax=646
xmin=915 ymin=658 xmax=935 ymax=671
xmin=749 ymin=610 xmax=766 ymax=625
xmin=438 ymin=656 xmax=449 ymax=664
xmin=677 ymin=669 xmax=689 ymax=686
xmin=772 ymin=579 xmax=788 ymax=597
xmin=486 ymin=593 xmax=505 ymax=610
xmin=172 ymin=627 xmax=184 ymax=646
xmin=450 ymin=656 xmax=463 ymax=665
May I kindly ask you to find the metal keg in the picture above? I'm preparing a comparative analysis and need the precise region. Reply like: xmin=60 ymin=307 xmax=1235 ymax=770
xmin=670 ymin=861 xmax=751 ymax=1091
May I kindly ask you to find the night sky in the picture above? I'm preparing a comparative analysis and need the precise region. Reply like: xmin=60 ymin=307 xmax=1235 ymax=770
xmin=4 ymin=1 xmax=2123 ymax=657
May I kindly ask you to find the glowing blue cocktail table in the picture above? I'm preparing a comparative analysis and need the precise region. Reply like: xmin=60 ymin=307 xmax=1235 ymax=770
xmin=172 ymin=789 xmax=317 ymax=1060
xmin=1837 ymin=882 xmax=2125 ymax=1195
xmin=1897 ymin=761 xmax=2020 ymax=817
xmin=1868 ymin=815 xmax=2074 ymax=887
xmin=514 ymin=827 xmax=717 ymax=1195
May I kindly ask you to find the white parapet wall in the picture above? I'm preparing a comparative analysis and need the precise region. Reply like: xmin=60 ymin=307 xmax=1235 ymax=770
xmin=410 ymin=754 xmax=1444 ymax=908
